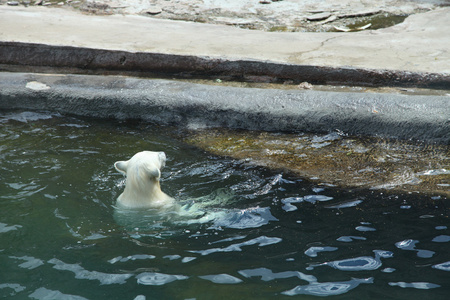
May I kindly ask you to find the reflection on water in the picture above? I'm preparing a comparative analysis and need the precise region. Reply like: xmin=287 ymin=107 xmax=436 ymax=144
xmin=0 ymin=111 xmax=449 ymax=299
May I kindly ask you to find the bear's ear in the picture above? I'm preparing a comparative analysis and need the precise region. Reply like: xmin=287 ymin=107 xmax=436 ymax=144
xmin=114 ymin=161 xmax=128 ymax=175
xmin=145 ymin=165 xmax=161 ymax=179
xmin=158 ymin=152 xmax=167 ymax=168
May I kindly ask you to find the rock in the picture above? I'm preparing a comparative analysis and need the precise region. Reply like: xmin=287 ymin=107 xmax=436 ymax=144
xmin=318 ymin=15 xmax=337 ymax=25
xmin=307 ymin=12 xmax=332 ymax=21
xmin=298 ymin=82 xmax=313 ymax=89
xmin=146 ymin=6 xmax=162 ymax=15
xmin=34 ymin=0 xmax=43 ymax=5
xmin=26 ymin=81 xmax=50 ymax=91
xmin=7 ymin=1 xmax=20 ymax=6
xmin=339 ymin=10 xmax=381 ymax=18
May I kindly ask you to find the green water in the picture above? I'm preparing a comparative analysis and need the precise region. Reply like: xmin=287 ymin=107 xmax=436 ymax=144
xmin=0 ymin=111 xmax=449 ymax=299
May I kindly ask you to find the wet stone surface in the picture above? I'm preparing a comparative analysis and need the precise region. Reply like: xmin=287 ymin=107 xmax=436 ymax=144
xmin=185 ymin=128 xmax=450 ymax=197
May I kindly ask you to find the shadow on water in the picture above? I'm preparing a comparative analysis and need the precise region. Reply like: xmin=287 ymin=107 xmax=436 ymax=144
xmin=0 ymin=110 xmax=448 ymax=300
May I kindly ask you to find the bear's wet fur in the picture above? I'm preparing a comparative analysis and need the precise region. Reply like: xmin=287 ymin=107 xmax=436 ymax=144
xmin=115 ymin=151 xmax=174 ymax=209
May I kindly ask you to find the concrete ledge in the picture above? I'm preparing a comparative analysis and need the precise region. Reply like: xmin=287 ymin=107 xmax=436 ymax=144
xmin=1 ymin=72 xmax=448 ymax=144
xmin=1 ymin=42 xmax=449 ymax=89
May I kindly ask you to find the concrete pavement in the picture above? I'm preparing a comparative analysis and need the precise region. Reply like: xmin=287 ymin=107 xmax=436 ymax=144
xmin=0 ymin=5 xmax=449 ymax=87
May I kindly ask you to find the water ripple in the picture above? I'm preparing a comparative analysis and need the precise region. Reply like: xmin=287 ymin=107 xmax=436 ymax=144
xmin=10 ymin=256 xmax=44 ymax=270
xmin=304 ymin=246 xmax=338 ymax=257
xmin=303 ymin=195 xmax=333 ymax=204
xmin=395 ymin=239 xmax=435 ymax=258
xmin=238 ymin=267 xmax=316 ymax=283
xmin=211 ymin=207 xmax=278 ymax=229
xmin=0 ymin=222 xmax=22 ymax=233
xmin=189 ymin=236 xmax=282 ymax=256
xmin=326 ymin=199 xmax=363 ymax=209
xmin=199 ymin=274 xmax=243 ymax=284
xmin=281 ymin=197 xmax=303 ymax=212
xmin=432 ymin=261 xmax=450 ymax=271
xmin=388 ymin=282 xmax=440 ymax=290
xmin=29 ymin=287 xmax=88 ymax=300
xmin=307 ymin=250 xmax=393 ymax=271
xmin=136 ymin=272 xmax=188 ymax=286
xmin=432 ymin=235 xmax=450 ymax=243
xmin=356 ymin=225 xmax=376 ymax=232
xmin=282 ymin=277 xmax=374 ymax=297
xmin=0 ymin=283 xmax=26 ymax=297
xmin=108 ymin=254 xmax=156 ymax=264
xmin=336 ymin=236 xmax=367 ymax=242
xmin=48 ymin=258 xmax=133 ymax=285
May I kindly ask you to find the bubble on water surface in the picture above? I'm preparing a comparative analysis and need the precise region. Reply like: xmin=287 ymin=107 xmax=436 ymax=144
xmin=388 ymin=282 xmax=440 ymax=289
xmin=199 ymin=274 xmax=243 ymax=284
xmin=282 ymin=277 xmax=374 ymax=296
xmin=136 ymin=272 xmax=188 ymax=286
xmin=432 ymin=261 xmax=450 ymax=271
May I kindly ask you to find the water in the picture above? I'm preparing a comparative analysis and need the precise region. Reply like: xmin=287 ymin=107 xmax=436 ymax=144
xmin=0 ymin=111 xmax=449 ymax=299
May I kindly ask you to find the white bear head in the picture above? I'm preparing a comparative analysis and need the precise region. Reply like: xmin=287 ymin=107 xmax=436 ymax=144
xmin=114 ymin=151 xmax=174 ymax=209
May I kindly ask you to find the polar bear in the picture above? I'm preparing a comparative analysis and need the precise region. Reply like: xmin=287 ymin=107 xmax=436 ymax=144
xmin=114 ymin=151 xmax=174 ymax=209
